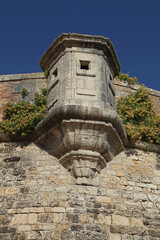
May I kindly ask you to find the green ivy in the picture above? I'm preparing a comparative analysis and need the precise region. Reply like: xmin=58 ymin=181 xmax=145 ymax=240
xmin=0 ymin=89 xmax=47 ymax=137
xmin=117 ymin=86 xmax=160 ymax=145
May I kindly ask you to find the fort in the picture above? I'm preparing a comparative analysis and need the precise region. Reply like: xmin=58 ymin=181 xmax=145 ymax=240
xmin=0 ymin=33 xmax=160 ymax=240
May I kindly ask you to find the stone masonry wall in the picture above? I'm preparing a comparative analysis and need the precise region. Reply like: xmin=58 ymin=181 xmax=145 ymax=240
xmin=0 ymin=73 xmax=47 ymax=120
xmin=0 ymin=142 xmax=160 ymax=240
xmin=0 ymin=74 xmax=159 ymax=121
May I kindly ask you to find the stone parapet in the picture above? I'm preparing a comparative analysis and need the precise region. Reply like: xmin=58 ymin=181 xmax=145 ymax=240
xmin=0 ymin=72 xmax=45 ymax=82
xmin=33 ymin=105 xmax=127 ymax=145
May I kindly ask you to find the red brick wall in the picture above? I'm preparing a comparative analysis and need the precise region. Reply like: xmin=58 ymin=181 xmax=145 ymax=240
xmin=0 ymin=80 xmax=21 ymax=120
xmin=0 ymin=73 xmax=47 ymax=120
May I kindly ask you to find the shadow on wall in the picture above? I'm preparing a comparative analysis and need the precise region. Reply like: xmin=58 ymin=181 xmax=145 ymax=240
xmin=156 ymin=154 xmax=160 ymax=170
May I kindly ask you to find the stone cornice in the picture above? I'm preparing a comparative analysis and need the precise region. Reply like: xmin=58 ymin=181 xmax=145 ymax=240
xmin=0 ymin=72 xmax=46 ymax=82
xmin=39 ymin=33 xmax=120 ymax=76
xmin=0 ymin=104 xmax=159 ymax=153
xmin=33 ymin=105 xmax=128 ymax=146
xmin=0 ymin=105 xmax=127 ymax=145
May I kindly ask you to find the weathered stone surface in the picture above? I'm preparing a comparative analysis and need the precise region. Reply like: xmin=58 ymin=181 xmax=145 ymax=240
xmin=33 ymin=33 xmax=128 ymax=184
xmin=109 ymin=233 xmax=121 ymax=240
xmin=112 ymin=215 xmax=130 ymax=226
xmin=0 ymin=142 xmax=160 ymax=239
xmin=11 ymin=214 xmax=28 ymax=225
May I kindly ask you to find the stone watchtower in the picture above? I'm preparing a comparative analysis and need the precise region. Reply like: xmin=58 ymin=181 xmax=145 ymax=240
xmin=36 ymin=33 xmax=127 ymax=185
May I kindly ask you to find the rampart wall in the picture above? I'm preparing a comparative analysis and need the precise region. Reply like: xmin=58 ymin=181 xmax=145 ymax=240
xmin=0 ymin=73 xmax=160 ymax=120
xmin=114 ymin=79 xmax=160 ymax=116
xmin=0 ymin=141 xmax=160 ymax=240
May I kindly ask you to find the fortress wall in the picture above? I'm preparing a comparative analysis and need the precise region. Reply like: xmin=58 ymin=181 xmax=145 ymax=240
xmin=0 ymin=74 xmax=159 ymax=121
xmin=0 ymin=79 xmax=21 ymax=120
xmin=0 ymin=142 xmax=159 ymax=240
xmin=114 ymin=79 xmax=160 ymax=116
xmin=0 ymin=73 xmax=47 ymax=120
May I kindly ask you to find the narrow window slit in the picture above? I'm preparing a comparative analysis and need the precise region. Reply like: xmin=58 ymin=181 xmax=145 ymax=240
xmin=110 ymin=74 xmax=112 ymax=80
xmin=80 ymin=60 xmax=90 ymax=70
xmin=53 ymin=68 xmax=58 ymax=77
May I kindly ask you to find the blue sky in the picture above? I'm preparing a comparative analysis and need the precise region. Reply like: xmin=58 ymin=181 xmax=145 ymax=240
xmin=0 ymin=0 xmax=160 ymax=90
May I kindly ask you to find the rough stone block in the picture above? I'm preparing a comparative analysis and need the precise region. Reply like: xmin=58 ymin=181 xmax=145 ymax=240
xmin=12 ymin=214 xmax=28 ymax=225
xmin=129 ymin=218 xmax=143 ymax=227
xmin=0 ymin=188 xmax=4 ymax=196
xmin=95 ymin=214 xmax=111 ymax=225
xmin=109 ymin=233 xmax=121 ymax=240
xmin=79 ymin=214 xmax=94 ymax=224
xmin=112 ymin=215 xmax=129 ymax=226
xmin=5 ymin=187 xmax=19 ymax=195
xmin=21 ymin=207 xmax=44 ymax=213
xmin=96 ymin=196 xmax=111 ymax=203
xmin=28 ymin=214 xmax=37 ymax=224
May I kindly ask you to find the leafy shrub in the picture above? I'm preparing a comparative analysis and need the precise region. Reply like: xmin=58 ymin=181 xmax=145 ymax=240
xmin=21 ymin=88 xmax=29 ymax=98
xmin=117 ymin=86 xmax=160 ymax=145
xmin=44 ymin=68 xmax=50 ymax=77
xmin=0 ymin=89 xmax=47 ymax=137
xmin=116 ymin=72 xmax=138 ymax=85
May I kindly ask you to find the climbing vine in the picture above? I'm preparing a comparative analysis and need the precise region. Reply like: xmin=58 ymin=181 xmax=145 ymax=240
xmin=117 ymin=86 xmax=160 ymax=145
xmin=116 ymin=72 xmax=139 ymax=85
xmin=0 ymin=89 xmax=47 ymax=137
